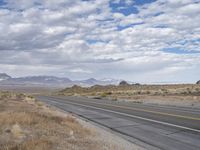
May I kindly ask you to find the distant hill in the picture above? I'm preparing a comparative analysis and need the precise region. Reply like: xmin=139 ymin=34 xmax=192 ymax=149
xmin=4 ymin=76 xmax=72 ymax=86
xmin=0 ymin=73 xmax=123 ymax=87
xmin=76 ymin=78 xmax=100 ymax=85
xmin=74 ymin=78 xmax=122 ymax=86
xmin=0 ymin=73 xmax=11 ymax=81
xmin=119 ymin=80 xmax=129 ymax=86
xmin=0 ymin=74 xmax=73 ymax=87
xmin=197 ymin=80 xmax=200 ymax=84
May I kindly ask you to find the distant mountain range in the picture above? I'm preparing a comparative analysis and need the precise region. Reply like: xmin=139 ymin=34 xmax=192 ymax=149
xmin=0 ymin=73 xmax=122 ymax=87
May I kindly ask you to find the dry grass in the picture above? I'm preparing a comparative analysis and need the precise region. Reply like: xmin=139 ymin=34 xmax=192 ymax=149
xmin=0 ymin=91 xmax=118 ymax=150
xmin=60 ymin=84 xmax=200 ymax=96
xmin=58 ymin=84 xmax=200 ymax=106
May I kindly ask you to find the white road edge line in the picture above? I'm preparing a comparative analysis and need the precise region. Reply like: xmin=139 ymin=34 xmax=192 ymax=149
xmin=44 ymin=98 xmax=200 ymax=133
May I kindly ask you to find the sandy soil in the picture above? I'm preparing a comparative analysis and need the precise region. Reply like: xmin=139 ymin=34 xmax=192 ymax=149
xmin=111 ymin=95 xmax=200 ymax=108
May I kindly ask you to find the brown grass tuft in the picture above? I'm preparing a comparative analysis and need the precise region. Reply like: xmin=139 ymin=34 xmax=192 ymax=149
xmin=0 ymin=91 xmax=101 ymax=150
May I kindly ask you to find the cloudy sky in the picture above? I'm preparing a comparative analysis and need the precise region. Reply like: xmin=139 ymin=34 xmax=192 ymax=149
xmin=0 ymin=0 xmax=200 ymax=83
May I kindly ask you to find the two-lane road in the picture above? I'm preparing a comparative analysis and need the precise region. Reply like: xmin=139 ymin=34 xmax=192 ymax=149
xmin=37 ymin=95 xmax=200 ymax=150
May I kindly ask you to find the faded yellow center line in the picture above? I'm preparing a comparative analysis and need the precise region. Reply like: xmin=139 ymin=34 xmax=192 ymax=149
xmin=79 ymin=100 xmax=200 ymax=121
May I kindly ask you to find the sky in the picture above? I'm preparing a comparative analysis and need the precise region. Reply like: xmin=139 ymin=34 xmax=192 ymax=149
xmin=0 ymin=0 xmax=200 ymax=83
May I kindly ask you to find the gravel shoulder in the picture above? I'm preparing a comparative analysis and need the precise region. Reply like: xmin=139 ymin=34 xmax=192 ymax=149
xmin=52 ymin=105 xmax=145 ymax=150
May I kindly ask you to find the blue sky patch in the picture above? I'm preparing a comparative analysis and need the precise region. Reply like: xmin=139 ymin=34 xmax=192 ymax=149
xmin=110 ymin=2 xmax=138 ymax=15
xmin=0 ymin=0 xmax=6 ymax=7
xmin=86 ymin=39 xmax=110 ymax=44
xmin=162 ymin=48 xmax=200 ymax=54
xmin=110 ymin=0 xmax=156 ymax=15
xmin=133 ymin=0 xmax=156 ymax=5
xmin=117 ymin=22 xmax=144 ymax=31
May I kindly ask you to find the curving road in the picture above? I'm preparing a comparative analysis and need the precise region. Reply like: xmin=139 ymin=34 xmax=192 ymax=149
xmin=36 ymin=95 xmax=200 ymax=150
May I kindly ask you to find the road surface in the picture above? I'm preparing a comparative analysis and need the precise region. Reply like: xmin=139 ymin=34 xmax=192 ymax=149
xmin=36 ymin=95 xmax=200 ymax=150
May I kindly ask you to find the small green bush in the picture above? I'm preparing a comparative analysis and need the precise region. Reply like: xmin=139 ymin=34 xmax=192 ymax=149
xmin=100 ymin=91 xmax=112 ymax=97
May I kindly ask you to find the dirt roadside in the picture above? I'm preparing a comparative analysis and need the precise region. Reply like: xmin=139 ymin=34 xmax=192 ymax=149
xmin=0 ymin=91 xmax=144 ymax=150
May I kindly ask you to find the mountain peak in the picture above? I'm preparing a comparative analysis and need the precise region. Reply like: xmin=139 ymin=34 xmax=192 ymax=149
xmin=86 ymin=78 xmax=97 ymax=81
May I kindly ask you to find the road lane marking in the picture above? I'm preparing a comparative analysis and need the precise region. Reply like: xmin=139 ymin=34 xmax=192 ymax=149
xmin=78 ymin=100 xmax=200 ymax=121
xmin=43 ymin=98 xmax=200 ymax=133
xmin=49 ymin=96 xmax=200 ymax=121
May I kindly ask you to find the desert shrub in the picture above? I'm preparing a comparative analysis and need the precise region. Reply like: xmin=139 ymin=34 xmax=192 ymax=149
xmin=100 ymin=91 xmax=112 ymax=97
xmin=180 ymin=91 xmax=188 ymax=95
xmin=100 ymin=93 xmax=107 ymax=97
xmin=146 ymin=91 xmax=151 ymax=94
xmin=119 ymin=81 xmax=129 ymax=86
xmin=108 ymin=92 xmax=112 ymax=95
xmin=89 ymin=92 xmax=95 ymax=96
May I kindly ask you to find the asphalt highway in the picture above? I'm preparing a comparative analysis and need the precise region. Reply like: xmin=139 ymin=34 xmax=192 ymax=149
xmin=36 ymin=95 xmax=200 ymax=150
